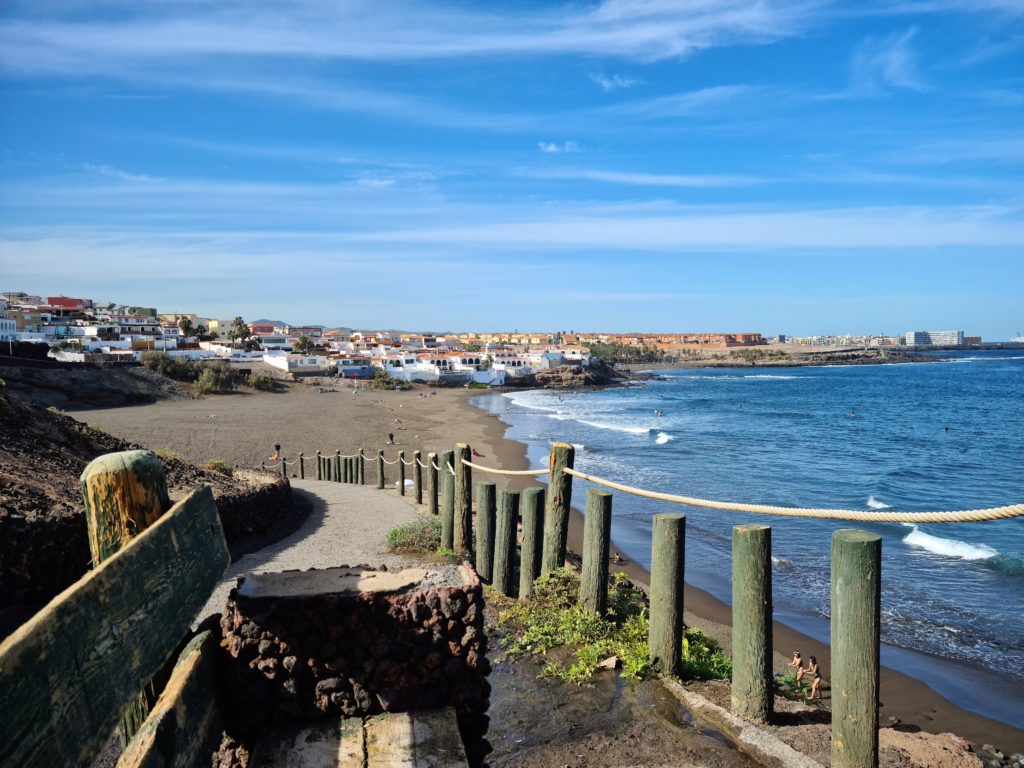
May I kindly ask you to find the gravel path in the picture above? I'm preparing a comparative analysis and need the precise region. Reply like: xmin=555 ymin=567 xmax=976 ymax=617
xmin=199 ymin=479 xmax=425 ymax=622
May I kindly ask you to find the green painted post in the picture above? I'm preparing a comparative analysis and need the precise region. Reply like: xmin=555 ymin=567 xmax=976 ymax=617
xmin=427 ymin=452 xmax=439 ymax=516
xmin=732 ymin=524 xmax=773 ymax=722
xmin=342 ymin=457 xmax=348 ymax=483
xmin=440 ymin=450 xmax=455 ymax=549
xmin=832 ymin=530 xmax=882 ymax=768
xmin=541 ymin=442 xmax=575 ymax=574
xmin=358 ymin=449 xmax=366 ymax=485
xmin=377 ymin=450 xmax=385 ymax=490
xmin=474 ymin=482 xmax=496 ymax=582
xmin=579 ymin=489 xmax=612 ymax=614
xmin=453 ymin=443 xmax=472 ymax=554
xmin=493 ymin=489 xmax=520 ymax=597
xmin=299 ymin=452 xmax=305 ymax=479
xmin=413 ymin=451 xmax=423 ymax=504
xmin=334 ymin=451 xmax=341 ymax=482
xmin=649 ymin=513 xmax=685 ymax=675
xmin=398 ymin=451 xmax=406 ymax=495
xmin=519 ymin=488 xmax=545 ymax=598
xmin=316 ymin=450 xmax=322 ymax=481
xmin=349 ymin=457 xmax=356 ymax=483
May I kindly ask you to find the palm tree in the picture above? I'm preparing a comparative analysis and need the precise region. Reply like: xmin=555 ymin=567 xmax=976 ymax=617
xmin=177 ymin=317 xmax=194 ymax=337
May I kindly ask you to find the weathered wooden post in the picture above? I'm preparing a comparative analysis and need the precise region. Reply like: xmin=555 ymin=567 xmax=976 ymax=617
xmin=541 ymin=442 xmax=575 ymax=574
xmin=350 ymin=456 xmax=357 ymax=483
xmin=474 ymin=482 xmax=496 ymax=581
xmin=519 ymin=487 xmax=545 ymax=598
xmin=649 ymin=513 xmax=685 ymax=675
xmin=377 ymin=450 xmax=385 ymax=490
xmin=260 ymin=460 xmax=265 ymax=471
xmin=80 ymin=450 xmax=171 ymax=744
xmin=440 ymin=449 xmax=455 ymax=549
xmin=413 ymin=450 xmax=423 ymax=504
xmin=453 ymin=443 xmax=472 ymax=554
xmin=280 ymin=457 xmax=287 ymax=478
xmin=427 ymin=452 xmax=439 ymax=516
xmin=316 ymin=450 xmax=322 ymax=480
xmin=579 ymin=489 xmax=612 ymax=614
xmin=299 ymin=452 xmax=305 ymax=479
xmin=493 ymin=489 xmax=519 ymax=597
xmin=398 ymin=451 xmax=406 ymax=496
xmin=732 ymin=524 xmax=773 ymax=722
xmin=334 ymin=450 xmax=341 ymax=483
xmin=358 ymin=449 xmax=366 ymax=485
xmin=832 ymin=530 xmax=882 ymax=768
xmin=341 ymin=457 xmax=348 ymax=483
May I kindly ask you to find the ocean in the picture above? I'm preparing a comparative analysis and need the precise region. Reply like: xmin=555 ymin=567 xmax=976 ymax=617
xmin=473 ymin=349 xmax=1024 ymax=727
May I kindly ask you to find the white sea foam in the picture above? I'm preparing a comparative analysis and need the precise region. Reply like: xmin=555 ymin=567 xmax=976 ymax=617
xmin=547 ymin=413 xmax=650 ymax=435
xmin=903 ymin=526 xmax=998 ymax=561
xmin=742 ymin=374 xmax=804 ymax=380
xmin=866 ymin=495 xmax=891 ymax=510
xmin=655 ymin=432 xmax=675 ymax=444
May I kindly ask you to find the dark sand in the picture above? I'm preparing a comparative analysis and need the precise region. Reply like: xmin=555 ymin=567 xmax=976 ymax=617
xmin=72 ymin=381 xmax=1024 ymax=753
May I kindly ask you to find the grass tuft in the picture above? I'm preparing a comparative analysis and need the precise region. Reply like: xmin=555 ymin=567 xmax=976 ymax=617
xmin=386 ymin=517 xmax=442 ymax=553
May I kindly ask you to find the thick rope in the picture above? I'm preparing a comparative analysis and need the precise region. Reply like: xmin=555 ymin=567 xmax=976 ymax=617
xmin=401 ymin=457 xmax=414 ymax=466
xmin=562 ymin=468 xmax=1024 ymax=524
xmin=431 ymin=460 xmax=441 ymax=471
xmin=381 ymin=456 xmax=401 ymax=465
xmin=460 ymin=458 xmax=549 ymax=477
xmin=416 ymin=458 xmax=429 ymax=468
xmin=446 ymin=462 xmax=456 ymax=476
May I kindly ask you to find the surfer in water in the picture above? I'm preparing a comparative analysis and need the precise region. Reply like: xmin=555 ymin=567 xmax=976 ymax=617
xmin=849 ymin=408 xmax=856 ymax=418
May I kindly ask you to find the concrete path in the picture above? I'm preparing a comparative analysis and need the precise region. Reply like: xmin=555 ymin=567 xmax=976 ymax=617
xmin=200 ymin=479 xmax=425 ymax=621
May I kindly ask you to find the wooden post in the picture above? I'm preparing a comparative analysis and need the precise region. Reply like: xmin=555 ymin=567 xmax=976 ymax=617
xmin=541 ymin=442 xmax=575 ymax=574
xmin=832 ymin=530 xmax=882 ymax=768
xmin=280 ymin=456 xmax=287 ymax=478
xmin=334 ymin=451 xmax=341 ymax=483
xmin=260 ymin=460 xmax=265 ymax=471
xmin=316 ymin=450 xmax=322 ymax=481
xmin=453 ymin=443 xmax=472 ymax=554
xmin=299 ymin=452 xmax=305 ymax=479
xmin=80 ymin=450 xmax=171 ymax=745
xmin=398 ymin=451 xmax=406 ymax=496
xmin=413 ymin=451 xmax=423 ymax=504
xmin=649 ymin=513 xmax=685 ymax=675
xmin=440 ymin=450 xmax=455 ymax=550
xmin=732 ymin=524 xmax=773 ymax=722
xmin=519 ymin=487 xmax=545 ymax=598
xmin=493 ymin=489 xmax=519 ymax=597
xmin=427 ymin=452 xmax=439 ymax=516
xmin=377 ymin=450 xmax=385 ymax=490
xmin=474 ymin=482 xmax=496 ymax=582
xmin=358 ymin=449 xmax=366 ymax=485
xmin=579 ymin=489 xmax=612 ymax=614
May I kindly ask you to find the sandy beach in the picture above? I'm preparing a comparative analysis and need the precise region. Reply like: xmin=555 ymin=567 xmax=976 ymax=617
xmin=70 ymin=379 xmax=1024 ymax=753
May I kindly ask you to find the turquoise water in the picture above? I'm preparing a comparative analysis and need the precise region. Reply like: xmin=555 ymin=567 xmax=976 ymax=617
xmin=473 ymin=350 xmax=1024 ymax=726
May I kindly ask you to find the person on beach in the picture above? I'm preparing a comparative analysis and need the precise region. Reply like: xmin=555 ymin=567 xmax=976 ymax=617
xmin=788 ymin=651 xmax=805 ymax=685
xmin=272 ymin=442 xmax=281 ymax=461
xmin=806 ymin=656 xmax=823 ymax=700
xmin=387 ymin=433 xmax=395 ymax=445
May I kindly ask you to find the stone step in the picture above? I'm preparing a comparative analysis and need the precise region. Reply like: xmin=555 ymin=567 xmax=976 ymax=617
xmin=250 ymin=708 xmax=468 ymax=768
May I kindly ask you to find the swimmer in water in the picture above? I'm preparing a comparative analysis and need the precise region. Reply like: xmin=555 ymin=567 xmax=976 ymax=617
xmin=850 ymin=408 xmax=856 ymax=418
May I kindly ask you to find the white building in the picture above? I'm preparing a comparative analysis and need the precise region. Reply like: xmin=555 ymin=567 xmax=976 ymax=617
xmin=263 ymin=353 xmax=327 ymax=373
xmin=904 ymin=330 xmax=964 ymax=346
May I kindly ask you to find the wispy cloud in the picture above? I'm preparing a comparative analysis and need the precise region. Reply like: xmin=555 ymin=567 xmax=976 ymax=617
xmin=0 ymin=1 xmax=822 ymax=77
xmin=538 ymin=141 xmax=580 ymax=154
xmin=848 ymin=27 xmax=929 ymax=96
xmin=517 ymin=168 xmax=764 ymax=187
xmin=80 ymin=163 xmax=159 ymax=183
xmin=588 ymin=72 xmax=641 ymax=92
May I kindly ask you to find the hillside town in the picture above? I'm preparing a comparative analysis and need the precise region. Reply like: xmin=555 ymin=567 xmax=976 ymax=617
xmin=0 ymin=291 xmax=981 ymax=386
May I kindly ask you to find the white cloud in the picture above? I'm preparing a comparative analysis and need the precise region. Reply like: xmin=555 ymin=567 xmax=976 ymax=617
xmin=538 ymin=141 xmax=580 ymax=153
xmin=80 ymin=163 xmax=158 ymax=183
xmin=588 ymin=72 xmax=641 ymax=92
xmin=0 ymin=0 xmax=821 ymax=77
xmin=848 ymin=27 xmax=928 ymax=96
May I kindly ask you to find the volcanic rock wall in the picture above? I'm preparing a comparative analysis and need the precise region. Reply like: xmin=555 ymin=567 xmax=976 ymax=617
xmin=219 ymin=563 xmax=490 ymax=766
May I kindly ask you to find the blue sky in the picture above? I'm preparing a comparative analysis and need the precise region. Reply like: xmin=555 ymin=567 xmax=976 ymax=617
xmin=1 ymin=1 xmax=1021 ymax=337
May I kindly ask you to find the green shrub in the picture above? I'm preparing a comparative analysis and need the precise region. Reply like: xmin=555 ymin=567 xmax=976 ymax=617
xmin=498 ymin=569 xmax=731 ymax=685
xmin=386 ymin=518 xmax=442 ymax=553
xmin=140 ymin=351 xmax=201 ymax=381
xmin=247 ymin=373 xmax=276 ymax=391
xmin=193 ymin=361 xmax=236 ymax=395
xmin=371 ymin=369 xmax=413 ymax=391
xmin=0 ymin=394 xmax=11 ymax=421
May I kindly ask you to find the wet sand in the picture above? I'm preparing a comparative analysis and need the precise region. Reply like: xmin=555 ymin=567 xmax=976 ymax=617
xmin=72 ymin=381 xmax=1024 ymax=753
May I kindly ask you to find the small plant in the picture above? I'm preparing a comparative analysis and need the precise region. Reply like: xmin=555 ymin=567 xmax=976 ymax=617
xmin=247 ymin=373 xmax=276 ymax=391
xmin=371 ymin=369 xmax=413 ymax=391
xmin=386 ymin=518 xmax=442 ymax=553
xmin=205 ymin=459 xmax=233 ymax=476
xmin=680 ymin=627 xmax=732 ymax=680
xmin=193 ymin=361 xmax=237 ymax=395
xmin=776 ymin=670 xmax=807 ymax=700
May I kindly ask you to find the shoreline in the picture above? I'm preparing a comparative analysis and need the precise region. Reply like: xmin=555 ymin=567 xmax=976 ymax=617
xmin=463 ymin=389 xmax=1024 ymax=752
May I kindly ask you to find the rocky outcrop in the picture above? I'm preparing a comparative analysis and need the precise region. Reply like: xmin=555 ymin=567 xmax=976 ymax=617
xmin=507 ymin=359 xmax=621 ymax=389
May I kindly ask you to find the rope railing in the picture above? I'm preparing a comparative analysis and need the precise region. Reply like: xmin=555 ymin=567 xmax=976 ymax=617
xmin=446 ymin=462 xmax=456 ymax=476
xmin=562 ymin=467 xmax=1024 ymax=524
xmin=401 ymin=457 xmax=414 ymax=466
xmin=460 ymin=458 xmax=549 ymax=477
xmin=416 ymin=458 xmax=430 ymax=468
xmin=431 ymin=460 xmax=442 ymax=471
xmin=381 ymin=456 xmax=401 ymax=465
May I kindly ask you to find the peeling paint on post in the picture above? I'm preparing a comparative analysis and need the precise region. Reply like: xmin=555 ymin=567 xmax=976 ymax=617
xmin=731 ymin=524 xmax=773 ymax=722
xmin=649 ymin=513 xmax=685 ymax=675
xmin=579 ymin=489 xmax=612 ymax=614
